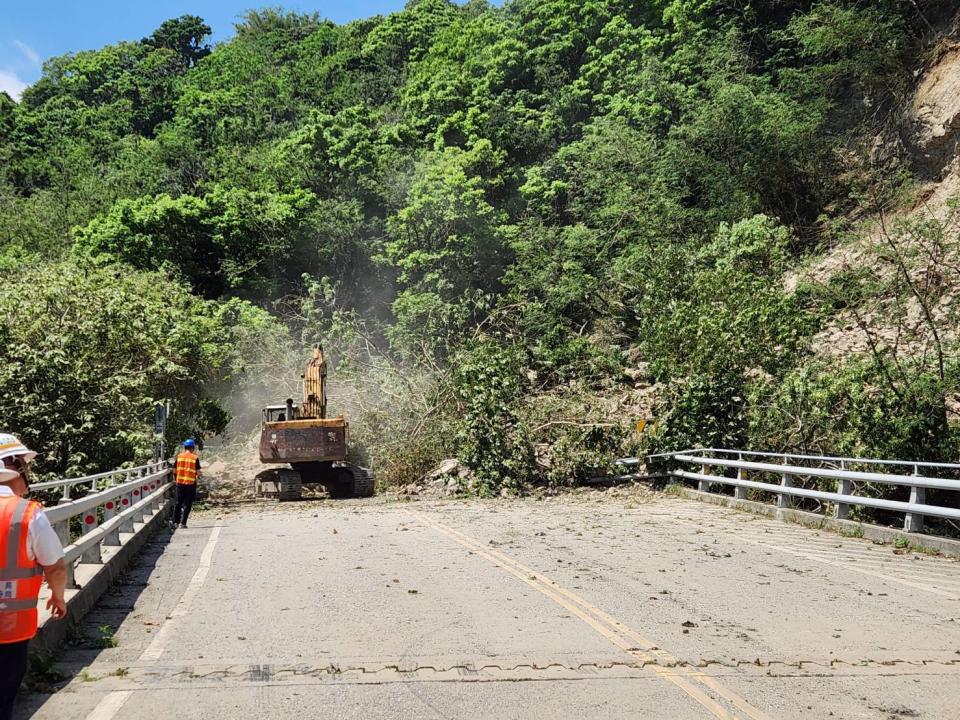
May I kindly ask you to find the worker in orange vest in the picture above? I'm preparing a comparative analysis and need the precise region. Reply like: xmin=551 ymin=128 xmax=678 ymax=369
xmin=0 ymin=434 xmax=67 ymax=720
xmin=172 ymin=439 xmax=201 ymax=529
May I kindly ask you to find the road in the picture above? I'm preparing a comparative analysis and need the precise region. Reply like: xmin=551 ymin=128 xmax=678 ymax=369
xmin=16 ymin=487 xmax=960 ymax=719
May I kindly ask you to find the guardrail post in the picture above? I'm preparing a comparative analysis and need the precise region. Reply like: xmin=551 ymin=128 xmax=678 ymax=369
xmin=119 ymin=470 xmax=135 ymax=533
xmin=102 ymin=497 xmax=120 ymax=546
xmin=778 ymin=473 xmax=793 ymax=509
xmin=698 ymin=463 xmax=711 ymax=493
xmin=152 ymin=471 xmax=167 ymax=512
xmin=835 ymin=460 xmax=851 ymax=519
xmin=734 ymin=454 xmax=748 ymax=500
xmin=904 ymin=465 xmax=924 ymax=533
xmin=132 ymin=468 xmax=146 ymax=522
xmin=148 ymin=469 xmax=160 ymax=512
xmin=80 ymin=509 xmax=101 ymax=564
xmin=52 ymin=519 xmax=77 ymax=588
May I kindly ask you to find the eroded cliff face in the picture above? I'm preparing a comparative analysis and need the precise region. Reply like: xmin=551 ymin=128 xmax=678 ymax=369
xmin=909 ymin=39 xmax=960 ymax=180
xmin=795 ymin=21 xmax=960 ymax=365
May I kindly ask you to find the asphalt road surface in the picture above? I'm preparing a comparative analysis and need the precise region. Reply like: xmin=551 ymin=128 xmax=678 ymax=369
xmin=16 ymin=488 xmax=960 ymax=719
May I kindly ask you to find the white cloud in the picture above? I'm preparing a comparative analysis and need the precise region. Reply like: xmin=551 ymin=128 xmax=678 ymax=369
xmin=0 ymin=69 xmax=27 ymax=101
xmin=13 ymin=40 xmax=40 ymax=68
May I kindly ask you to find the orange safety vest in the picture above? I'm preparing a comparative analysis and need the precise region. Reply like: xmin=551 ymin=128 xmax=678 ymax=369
xmin=174 ymin=451 xmax=199 ymax=485
xmin=0 ymin=495 xmax=44 ymax=644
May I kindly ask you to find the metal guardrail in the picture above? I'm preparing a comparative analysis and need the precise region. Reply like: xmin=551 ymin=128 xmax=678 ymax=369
xmin=636 ymin=449 xmax=960 ymax=534
xmin=41 ymin=463 xmax=172 ymax=586
xmin=32 ymin=461 xmax=168 ymax=502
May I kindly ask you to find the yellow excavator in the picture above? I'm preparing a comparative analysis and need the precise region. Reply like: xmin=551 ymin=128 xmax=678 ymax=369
xmin=255 ymin=346 xmax=374 ymax=500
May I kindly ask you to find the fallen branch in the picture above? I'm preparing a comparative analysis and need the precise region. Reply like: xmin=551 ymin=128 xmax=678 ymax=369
xmin=531 ymin=420 xmax=619 ymax=433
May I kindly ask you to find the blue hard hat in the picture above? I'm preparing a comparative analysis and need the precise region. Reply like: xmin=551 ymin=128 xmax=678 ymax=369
xmin=183 ymin=438 xmax=196 ymax=448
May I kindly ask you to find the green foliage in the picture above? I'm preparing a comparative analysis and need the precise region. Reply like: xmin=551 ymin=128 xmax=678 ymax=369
xmin=145 ymin=15 xmax=212 ymax=70
xmin=385 ymin=141 xmax=509 ymax=299
xmin=650 ymin=370 xmax=749 ymax=453
xmin=0 ymin=260 xmax=268 ymax=478
xmin=747 ymin=355 xmax=959 ymax=462
xmin=543 ymin=423 xmax=630 ymax=488
xmin=452 ymin=343 xmax=534 ymax=494
xmin=96 ymin=624 xmax=119 ymax=649
xmin=72 ymin=186 xmax=318 ymax=297
xmin=778 ymin=3 xmax=913 ymax=100
xmin=0 ymin=0 xmax=953 ymax=488
xmin=622 ymin=214 xmax=815 ymax=380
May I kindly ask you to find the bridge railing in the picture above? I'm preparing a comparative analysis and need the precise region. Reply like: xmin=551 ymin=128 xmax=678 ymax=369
xmin=41 ymin=462 xmax=172 ymax=587
xmin=639 ymin=448 xmax=960 ymax=534
xmin=31 ymin=460 xmax=168 ymax=504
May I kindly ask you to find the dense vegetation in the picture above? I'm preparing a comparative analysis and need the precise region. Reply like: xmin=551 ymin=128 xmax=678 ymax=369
xmin=1 ymin=1 xmax=958 ymax=495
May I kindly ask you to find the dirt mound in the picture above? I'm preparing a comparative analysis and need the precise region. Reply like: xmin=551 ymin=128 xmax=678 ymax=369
xmin=200 ymin=431 xmax=263 ymax=501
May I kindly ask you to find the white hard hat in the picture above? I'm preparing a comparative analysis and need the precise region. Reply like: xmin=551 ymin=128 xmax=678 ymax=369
xmin=0 ymin=434 xmax=37 ymax=481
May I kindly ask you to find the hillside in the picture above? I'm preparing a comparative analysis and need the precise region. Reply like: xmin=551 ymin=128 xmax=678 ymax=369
xmin=1 ymin=0 xmax=959 ymax=494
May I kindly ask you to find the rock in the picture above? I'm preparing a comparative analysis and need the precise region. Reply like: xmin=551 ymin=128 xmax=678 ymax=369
xmin=427 ymin=458 xmax=461 ymax=479
xmin=623 ymin=363 xmax=650 ymax=383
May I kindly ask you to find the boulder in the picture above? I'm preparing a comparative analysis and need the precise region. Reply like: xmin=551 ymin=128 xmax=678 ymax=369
xmin=427 ymin=458 xmax=461 ymax=479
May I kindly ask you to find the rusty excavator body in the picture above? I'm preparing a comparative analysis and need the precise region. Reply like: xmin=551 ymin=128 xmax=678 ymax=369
xmin=255 ymin=346 xmax=374 ymax=501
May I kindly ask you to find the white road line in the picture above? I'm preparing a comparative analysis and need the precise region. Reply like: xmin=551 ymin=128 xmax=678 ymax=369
xmin=756 ymin=541 xmax=959 ymax=599
xmin=84 ymin=526 xmax=223 ymax=720
xmin=141 ymin=525 xmax=221 ymax=661
xmin=83 ymin=691 xmax=133 ymax=720
xmin=654 ymin=503 xmax=960 ymax=593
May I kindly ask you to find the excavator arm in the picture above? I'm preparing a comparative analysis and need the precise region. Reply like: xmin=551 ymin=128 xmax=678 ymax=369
xmin=301 ymin=345 xmax=327 ymax=420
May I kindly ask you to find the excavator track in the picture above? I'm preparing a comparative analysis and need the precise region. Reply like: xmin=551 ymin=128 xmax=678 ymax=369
xmin=255 ymin=468 xmax=303 ymax=501
xmin=277 ymin=468 xmax=303 ymax=501
xmin=346 ymin=465 xmax=375 ymax=498
xmin=329 ymin=465 xmax=375 ymax=499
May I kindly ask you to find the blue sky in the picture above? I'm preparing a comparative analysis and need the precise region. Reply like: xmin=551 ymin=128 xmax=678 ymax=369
xmin=0 ymin=1 xmax=424 ymax=99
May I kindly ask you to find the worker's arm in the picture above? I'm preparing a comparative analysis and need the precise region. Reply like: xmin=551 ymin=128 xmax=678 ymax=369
xmin=42 ymin=559 xmax=67 ymax=619
xmin=30 ymin=509 xmax=68 ymax=620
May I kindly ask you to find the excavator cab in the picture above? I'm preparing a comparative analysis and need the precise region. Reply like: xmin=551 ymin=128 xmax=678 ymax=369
xmin=262 ymin=405 xmax=292 ymax=423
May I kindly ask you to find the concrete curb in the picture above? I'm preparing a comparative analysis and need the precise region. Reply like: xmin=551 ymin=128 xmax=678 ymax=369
xmin=30 ymin=499 xmax=172 ymax=656
xmin=671 ymin=485 xmax=960 ymax=558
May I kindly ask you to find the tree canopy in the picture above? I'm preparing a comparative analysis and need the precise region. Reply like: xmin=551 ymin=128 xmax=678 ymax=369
xmin=1 ymin=1 xmax=957 ymax=483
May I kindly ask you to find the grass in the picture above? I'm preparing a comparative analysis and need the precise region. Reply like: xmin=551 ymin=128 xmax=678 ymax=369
xmin=839 ymin=525 xmax=865 ymax=539
xmin=23 ymin=652 xmax=66 ymax=692
xmin=96 ymin=625 xmax=119 ymax=649
xmin=910 ymin=543 xmax=943 ymax=556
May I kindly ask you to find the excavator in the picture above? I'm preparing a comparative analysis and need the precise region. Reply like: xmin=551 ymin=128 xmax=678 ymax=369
xmin=255 ymin=346 xmax=374 ymax=501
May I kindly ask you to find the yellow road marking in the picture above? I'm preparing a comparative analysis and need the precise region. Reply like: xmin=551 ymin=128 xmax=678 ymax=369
xmin=411 ymin=511 xmax=776 ymax=720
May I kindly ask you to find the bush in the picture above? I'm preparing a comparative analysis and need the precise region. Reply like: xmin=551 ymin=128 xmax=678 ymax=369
xmin=0 ymin=259 xmax=265 ymax=478
xmin=452 ymin=342 xmax=534 ymax=495
xmin=747 ymin=355 xmax=959 ymax=462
